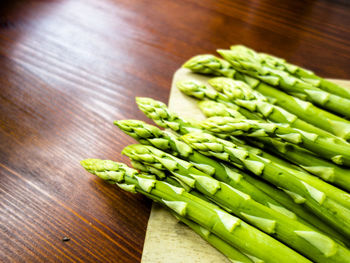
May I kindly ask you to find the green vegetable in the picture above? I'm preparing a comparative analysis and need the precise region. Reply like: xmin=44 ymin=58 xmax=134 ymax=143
xmin=171 ymin=213 xmax=254 ymax=263
xmin=135 ymin=97 xmax=255 ymax=148
xmin=181 ymin=132 xmax=350 ymax=238
xmin=122 ymin=144 xmax=350 ymax=262
xmin=195 ymin=95 xmax=350 ymax=191
xmin=182 ymin=54 xmax=236 ymax=78
xmin=183 ymin=54 xmax=350 ymax=140
xmin=207 ymin=77 xmax=348 ymax=144
xmin=244 ymin=140 xmax=350 ymax=211
xmin=115 ymin=119 xmax=346 ymax=243
xmin=217 ymin=46 xmax=350 ymax=118
xmin=81 ymin=159 xmax=310 ymax=263
xmin=176 ymin=80 xmax=260 ymax=121
xmin=232 ymin=45 xmax=350 ymax=100
xmin=198 ymin=100 xmax=245 ymax=119
xmin=115 ymin=120 xmax=290 ymax=212
xmin=202 ymin=116 xmax=350 ymax=166
xmin=250 ymin=137 xmax=350 ymax=192
xmin=135 ymin=98 xmax=350 ymax=210
xmin=136 ymin=97 xmax=203 ymax=134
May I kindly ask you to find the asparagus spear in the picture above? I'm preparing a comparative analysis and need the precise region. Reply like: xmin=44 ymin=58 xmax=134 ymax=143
xmin=194 ymin=92 xmax=350 ymax=189
xmin=123 ymin=144 xmax=350 ymax=262
xmin=115 ymin=119 xmax=347 ymax=242
xmin=183 ymin=54 xmax=350 ymax=140
xmin=198 ymin=100 xmax=245 ymax=119
xmin=250 ymin=137 xmax=350 ymax=192
xmin=182 ymin=54 xmax=237 ymax=78
xmin=172 ymin=213 xmax=254 ymax=263
xmin=181 ymin=132 xmax=350 ymax=238
xmin=217 ymin=47 xmax=350 ymax=118
xmin=249 ymin=80 xmax=350 ymax=140
xmin=245 ymin=138 xmax=350 ymax=210
xmin=135 ymin=97 xmax=254 ymax=148
xmin=117 ymin=120 xmax=298 ymax=217
xmin=231 ymin=45 xmax=350 ymax=100
xmin=81 ymin=159 xmax=310 ymax=263
xmin=83 ymin=160 xmax=253 ymax=263
xmin=207 ymin=77 xmax=348 ymax=143
xmin=135 ymin=97 xmax=350 ymax=208
xmin=131 ymin=159 xmax=215 ymax=201
xmin=176 ymin=80 xmax=261 ymax=121
xmin=202 ymin=116 xmax=350 ymax=166
xmin=198 ymin=101 xmax=350 ymax=192
xmin=135 ymin=97 xmax=350 ymax=206
xmin=135 ymin=97 xmax=203 ymax=134
xmin=241 ymin=172 xmax=349 ymax=246
xmin=197 ymin=121 xmax=350 ymax=210
xmin=134 ymin=97 xmax=350 ymax=241
xmin=136 ymin=95 xmax=350 ymax=204
xmin=143 ymin=171 xmax=255 ymax=263
xmin=159 ymin=189 xmax=256 ymax=262
xmin=135 ymin=168 xmax=253 ymax=263
xmin=180 ymin=78 xmax=350 ymax=154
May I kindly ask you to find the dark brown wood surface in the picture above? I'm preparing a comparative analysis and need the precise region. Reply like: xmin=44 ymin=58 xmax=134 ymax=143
xmin=1 ymin=0 xmax=350 ymax=262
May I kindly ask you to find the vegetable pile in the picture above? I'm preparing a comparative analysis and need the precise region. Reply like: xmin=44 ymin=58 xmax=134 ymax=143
xmin=81 ymin=45 xmax=350 ymax=263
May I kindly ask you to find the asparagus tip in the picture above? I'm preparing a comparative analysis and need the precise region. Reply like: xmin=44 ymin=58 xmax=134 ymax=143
xmin=80 ymin=158 xmax=100 ymax=171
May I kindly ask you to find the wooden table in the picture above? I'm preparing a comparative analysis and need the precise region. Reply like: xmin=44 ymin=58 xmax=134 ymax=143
xmin=1 ymin=0 xmax=349 ymax=262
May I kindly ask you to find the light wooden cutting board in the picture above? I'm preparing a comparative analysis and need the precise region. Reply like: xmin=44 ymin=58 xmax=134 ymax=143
xmin=140 ymin=68 xmax=350 ymax=263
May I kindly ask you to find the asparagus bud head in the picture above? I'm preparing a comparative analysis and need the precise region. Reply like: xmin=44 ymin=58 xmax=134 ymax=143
xmin=182 ymin=54 xmax=236 ymax=78
xmin=198 ymin=101 xmax=244 ymax=119
xmin=176 ymin=80 xmax=218 ymax=100
xmin=80 ymin=159 xmax=137 ymax=183
xmin=209 ymin=77 xmax=267 ymax=101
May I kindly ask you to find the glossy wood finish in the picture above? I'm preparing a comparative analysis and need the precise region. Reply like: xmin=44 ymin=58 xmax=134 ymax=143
xmin=1 ymin=0 xmax=350 ymax=262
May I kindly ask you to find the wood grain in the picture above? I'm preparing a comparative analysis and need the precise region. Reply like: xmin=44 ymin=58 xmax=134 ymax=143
xmin=1 ymin=0 xmax=350 ymax=262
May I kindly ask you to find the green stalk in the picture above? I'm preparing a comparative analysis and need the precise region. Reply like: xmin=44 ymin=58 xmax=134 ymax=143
xmin=247 ymin=80 xmax=350 ymax=141
xmin=139 ymin=175 xmax=254 ymax=263
xmin=202 ymin=116 xmax=350 ymax=166
xmin=308 ymin=79 xmax=350 ymax=100
xmin=246 ymin=139 xmax=350 ymax=210
xmin=231 ymin=45 xmax=350 ymax=100
xmin=135 ymin=97 xmax=203 ymax=134
xmin=81 ymin=159 xmax=310 ymax=263
xmin=117 ymin=120 xmax=297 ymax=217
xmin=134 ymin=98 xmax=350 ymax=209
xmin=83 ymin=160 xmax=253 ymax=263
xmin=149 ymin=186 xmax=255 ymax=263
xmin=176 ymin=80 xmax=261 ymax=121
xmin=218 ymin=47 xmax=350 ymax=118
xmin=196 ymin=97 xmax=350 ymax=191
xmin=135 ymin=97 xmax=254 ymax=149
xmin=183 ymin=54 xmax=350 ymax=140
xmin=181 ymin=132 xmax=350 ymax=238
xmin=134 ymin=97 xmax=350 ymax=215
xmin=184 ymin=152 xmax=349 ymax=246
xmin=171 ymin=212 xmax=254 ymax=263
xmin=250 ymin=137 xmax=350 ymax=192
xmin=122 ymin=145 xmax=350 ymax=262
xmin=182 ymin=54 xmax=237 ymax=78
xmin=207 ymin=77 xmax=348 ymax=144
xmin=198 ymin=100 xmax=246 ymax=119
xmin=115 ymin=119 xmax=346 ymax=243
xmin=131 ymin=159 xmax=213 ymax=202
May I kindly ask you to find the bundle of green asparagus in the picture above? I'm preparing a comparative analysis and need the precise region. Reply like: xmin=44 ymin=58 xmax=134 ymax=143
xmin=183 ymin=53 xmax=350 ymax=140
xmin=81 ymin=46 xmax=350 ymax=263
xmin=218 ymin=46 xmax=350 ymax=118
